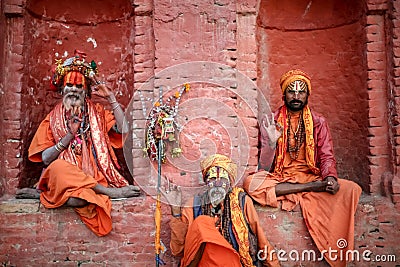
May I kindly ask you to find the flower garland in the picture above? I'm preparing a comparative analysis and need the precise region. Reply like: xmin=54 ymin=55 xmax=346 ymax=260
xmin=144 ymin=83 xmax=190 ymax=162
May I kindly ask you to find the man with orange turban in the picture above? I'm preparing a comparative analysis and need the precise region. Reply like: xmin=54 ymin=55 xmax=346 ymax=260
xmin=16 ymin=50 xmax=140 ymax=236
xmin=243 ymin=69 xmax=362 ymax=267
xmin=162 ymin=154 xmax=280 ymax=267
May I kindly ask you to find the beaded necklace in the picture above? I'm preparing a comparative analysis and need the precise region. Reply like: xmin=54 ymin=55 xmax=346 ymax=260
xmin=287 ymin=111 xmax=305 ymax=160
xmin=65 ymin=104 xmax=90 ymax=155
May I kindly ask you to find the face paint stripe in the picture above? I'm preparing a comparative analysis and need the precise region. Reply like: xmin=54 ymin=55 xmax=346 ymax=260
xmin=63 ymin=71 xmax=86 ymax=89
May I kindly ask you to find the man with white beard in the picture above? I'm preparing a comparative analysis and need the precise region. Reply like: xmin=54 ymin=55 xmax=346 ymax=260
xmin=163 ymin=154 xmax=280 ymax=267
xmin=16 ymin=50 xmax=140 ymax=236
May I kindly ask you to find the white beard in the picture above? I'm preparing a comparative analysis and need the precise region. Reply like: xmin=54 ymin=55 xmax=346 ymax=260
xmin=63 ymin=92 xmax=85 ymax=115
xmin=208 ymin=187 xmax=227 ymax=207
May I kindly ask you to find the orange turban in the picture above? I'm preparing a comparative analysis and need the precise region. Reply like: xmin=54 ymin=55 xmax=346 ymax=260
xmin=280 ymin=69 xmax=312 ymax=94
xmin=200 ymin=154 xmax=237 ymax=183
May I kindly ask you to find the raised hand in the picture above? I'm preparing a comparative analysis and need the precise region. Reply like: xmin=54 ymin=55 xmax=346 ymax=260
xmin=160 ymin=179 xmax=182 ymax=216
xmin=90 ymin=75 xmax=112 ymax=98
xmin=262 ymin=113 xmax=283 ymax=146
xmin=160 ymin=183 xmax=182 ymax=208
xmin=68 ymin=114 xmax=82 ymax=135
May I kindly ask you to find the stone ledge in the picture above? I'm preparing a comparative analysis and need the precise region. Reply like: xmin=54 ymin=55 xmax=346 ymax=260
xmin=0 ymin=193 xmax=398 ymax=267
xmin=0 ymin=195 xmax=149 ymax=214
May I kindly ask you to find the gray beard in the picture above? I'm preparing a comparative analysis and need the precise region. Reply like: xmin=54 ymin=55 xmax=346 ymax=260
xmin=63 ymin=93 xmax=85 ymax=114
xmin=208 ymin=187 xmax=227 ymax=207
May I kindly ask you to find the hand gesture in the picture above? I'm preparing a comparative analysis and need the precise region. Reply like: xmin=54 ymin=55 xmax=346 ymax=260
xmin=160 ymin=183 xmax=182 ymax=208
xmin=67 ymin=114 xmax=82 ymax=135
xmin=262 ymin=113 xmax=283 ymax=145
xmin=160 ymin=180 xmax=182 ymax=217
xmin=90 ymin=75 xmax=112 ymax=98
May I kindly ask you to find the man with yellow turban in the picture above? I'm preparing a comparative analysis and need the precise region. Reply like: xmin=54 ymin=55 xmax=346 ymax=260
xmin=163 ymin=154 xmax=280 ymax=267
xmin=243 ymin=69 xmax=362 ymax=267
xmin=16 ymin=50 xmax=140 ymax=236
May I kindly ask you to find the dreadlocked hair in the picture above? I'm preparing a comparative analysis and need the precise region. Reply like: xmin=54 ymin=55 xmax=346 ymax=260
xmin=221 ymin=192 xmax=232 ymax=245
xmin=200 ymin=192 xmax=212 ymax=216
xmin=199 ymin=189 xmax=233 ymax=245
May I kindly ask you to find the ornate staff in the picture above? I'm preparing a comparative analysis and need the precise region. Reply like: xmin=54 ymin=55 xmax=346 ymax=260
xmin=143 ymin=84 xmax=190 ymax=266
xmin=155 ymin=139 xmax=163 ymax=266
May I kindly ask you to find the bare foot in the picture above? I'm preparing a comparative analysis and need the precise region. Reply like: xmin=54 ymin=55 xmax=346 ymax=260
xmin=15 ymin=188 xmax=41 ymax=199
xmin=64 ymin=197 xmax=88 ymax=207
xmin=93 ymin=184 xmax=141 ymax=199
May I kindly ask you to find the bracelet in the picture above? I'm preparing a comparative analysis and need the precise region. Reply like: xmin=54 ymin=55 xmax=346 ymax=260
xmin=172 ymin=213 xmax=181 ymax=218
xmin=112 ymin=103 xmax=121 ymax=111
xmin=58 ymin=140 xmax=67 ymax=149
xmin=55 ymin=140 xmax=67 ymax=152
xmin=54 ymin=143 xmax=63 ymax=152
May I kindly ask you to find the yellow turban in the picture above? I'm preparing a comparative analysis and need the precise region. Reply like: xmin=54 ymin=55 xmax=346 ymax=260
xmin=200 ymin=154 xmax=237 ymax=183
xmin=280 ymin=69 xmax=312 ymax=94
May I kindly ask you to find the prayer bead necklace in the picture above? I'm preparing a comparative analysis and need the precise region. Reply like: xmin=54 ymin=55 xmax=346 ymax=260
xmin=287 ymin=111 xmax=305 ymax=160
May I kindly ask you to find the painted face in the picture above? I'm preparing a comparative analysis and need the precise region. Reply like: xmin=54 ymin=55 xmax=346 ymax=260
xmin=63 ymin=71 xmax=86 ymax=89
xmin=205 ymin=166 xmax=231 ymax=207
xmin=284 ymin=80 xmax=309 ymax=111
xmin=62 ymin=71 xmax=87 ymax=114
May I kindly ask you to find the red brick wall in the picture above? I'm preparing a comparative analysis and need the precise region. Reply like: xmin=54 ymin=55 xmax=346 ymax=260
xmin=0 ymin=0 xmax=5 ymax=197
xmin=388 ymin=0 xmax=400 ymax=204
xmin=0 ymin=0 xmax=399 ymax=266
xmin=1 ymin=195 xmax=398 ymax=266
xmin=0 ymin=197 xmax=179 ymax=266
xmin=1 ymin=0 xmax=24 ymax=198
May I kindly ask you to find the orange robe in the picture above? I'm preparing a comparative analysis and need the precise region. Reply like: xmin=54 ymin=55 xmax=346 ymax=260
xmin=29 ymin=102 xmax=124 ymax=236
xmin=244 ymin=112 xmax=362 ymax=267
xmin=169 ymin=194 xmax=280 ymax=267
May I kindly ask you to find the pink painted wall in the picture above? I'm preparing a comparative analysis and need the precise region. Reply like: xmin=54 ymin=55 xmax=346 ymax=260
xmin=257 ymin=0 xmax=370 ymax=191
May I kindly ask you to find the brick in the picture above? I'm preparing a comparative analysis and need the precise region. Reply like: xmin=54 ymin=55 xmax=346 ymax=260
xmin=367 ymin=126 xmax=386 ymax=137
xmin=366 ymin=16 xmax=383 ymax=27
xmin=4 ymin=4 xmax=23 ymax=15
xmin=367 ymin=56 xmax=386 ymax=69
xmin=369 ymin=145 xmax=390 ymax=156
xmin=392 ymin=177 xmax=400 ymax=193
xmin=392 ymin=194 xmax=400 ymax=204
xmin=367 ymin=78 xmax=386 ymax=89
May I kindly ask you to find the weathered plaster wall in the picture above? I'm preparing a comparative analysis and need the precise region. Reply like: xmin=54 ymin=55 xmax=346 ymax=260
xmin=19 ymin=0 xmax=136 ymax=188
xmin=257 ymin=0 xmax=369 ymax=191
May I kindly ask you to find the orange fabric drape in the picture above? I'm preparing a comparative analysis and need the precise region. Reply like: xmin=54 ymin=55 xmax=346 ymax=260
xmin=29 ymin=102 xmax=122 ymax=163
xmin=47 ymin=101 xmax=128 ymax=187
xmin=180 ymin=215 xmax=242 ymax=267
xmin=229 ymin=188 xmax=254 ymax=267
xmin=244 ymin=142 xmax=361 ymax=267
xmin=169 ymin=194 xmax=280 ymax=267
xmin=38 ymin=159 xmax=112 ymax=236
xmin=28 ymin=102 xmax=126 ymax=236
xmin=274 ymin=105 xmax=319 ymax=175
